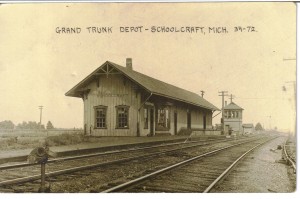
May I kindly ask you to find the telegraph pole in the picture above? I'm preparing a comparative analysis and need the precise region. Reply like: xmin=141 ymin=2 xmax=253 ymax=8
xmin=283 ymin=57 xmax=296 ymax=135
xmin=229 ymin=94 xmax=235 ymax=103
xmin=38 ymin=106 xmax=43 ymax=129
xmin=283 ymin=81 xmax=296 ymax=135
xmin=219 ymin=91 xmax=228 ymax=134
xmin=200 ymin=90 xmax=205 ymax=98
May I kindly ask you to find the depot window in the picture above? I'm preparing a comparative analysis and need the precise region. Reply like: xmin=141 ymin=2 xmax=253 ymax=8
xmin=94 ymin=106 xmax=107 ymax=128
xmin=144 ymin=108 xmax=148 ymax=129
xmin=156 ymin=107 xmax=170 ymax=130
xmin=116 ymin=105 xmax=129 ymax=128
xmin=225 ymin=111 xmax=228 ymax=118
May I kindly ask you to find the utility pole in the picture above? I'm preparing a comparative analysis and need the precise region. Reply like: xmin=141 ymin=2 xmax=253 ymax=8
xmin=283 ymin=81 xmax=296 ymax=135
xmin=39 ymin=106 xmax=43 ymax=129
xmin=200 ymin=90 xmax=205 ymax=98
xmin=219 ymin=91 xmax=228 ymax=134
xmin=283 ymin=57 xmax=296 ymax=135
xmin=229 ymin=94 xmax=235 ymax=103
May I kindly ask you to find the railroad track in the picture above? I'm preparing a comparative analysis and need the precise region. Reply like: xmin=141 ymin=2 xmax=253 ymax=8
xmin=101 ymin=136 xmax=276 ymax=193
xmin=0 ymin=136 xmax=240 ymax=170
xmin=283 ymin=136 xmax=296 ymax=173
xmin=0 ymin=135 xmax=266 ymax=192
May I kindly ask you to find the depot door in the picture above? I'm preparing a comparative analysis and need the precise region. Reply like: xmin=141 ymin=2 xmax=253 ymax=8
xmin=187 ymin=111 xmax=191 ymax=129
xmin=174 ymin=112 xmax=177 ymax=135
xmin=203 ymin=115 xmax=206 ymax=130
xmin=150 ymin=108 xmax=154 ymax=136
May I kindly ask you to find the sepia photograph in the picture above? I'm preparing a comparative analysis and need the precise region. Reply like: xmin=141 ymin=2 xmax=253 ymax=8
xmin=0 ymin=1 xmax=297 ymax=195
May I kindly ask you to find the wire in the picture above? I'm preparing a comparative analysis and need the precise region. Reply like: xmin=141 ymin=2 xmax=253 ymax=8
xmin=235 ymin=97 xmax=293 ymax=100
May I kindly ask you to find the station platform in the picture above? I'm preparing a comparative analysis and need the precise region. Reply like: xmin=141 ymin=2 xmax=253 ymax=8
xmin=0 ymin=135 xmax=226 ymax=164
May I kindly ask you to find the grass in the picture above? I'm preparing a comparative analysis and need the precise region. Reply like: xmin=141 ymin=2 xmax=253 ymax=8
xmin=0 ymin=137 xmax=45 ymax=151
xmin=0 ymin=132 xmax=102 ymax=151
xmin=45 ymin=134 xmax=88 ymax=146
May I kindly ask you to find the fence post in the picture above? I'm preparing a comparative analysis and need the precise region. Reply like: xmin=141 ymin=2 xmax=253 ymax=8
xmin=40 ymin=162 xmax=46 ymax=192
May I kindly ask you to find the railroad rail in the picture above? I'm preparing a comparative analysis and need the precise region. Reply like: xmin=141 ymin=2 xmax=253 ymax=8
xmin=0 ymin=136 xmax=252 ymax=190
xmin=0 ymin=135 xmax=274 ymax=193
xmin=283 ymin=137 xmax=296 ymax=173
xmin=102 ymin=136 xmax=276 ymax=193
xmin=0 ymin=136 xmax=238 ymax=171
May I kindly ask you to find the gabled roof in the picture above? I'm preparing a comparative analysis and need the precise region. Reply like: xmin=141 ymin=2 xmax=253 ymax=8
xmin=66 ymin=61 xmax=220 ymax=111
xmin=224 ymin=102 xmax=243 ymax=110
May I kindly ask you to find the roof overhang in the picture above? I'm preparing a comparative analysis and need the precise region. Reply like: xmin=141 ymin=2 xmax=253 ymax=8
xmin=151 ymin=92 xmax=220 ymax=111
xmin=65 ymin=61 xmax=151 ymax=97
xmin=65 ymin=61 xmax=220 ymax=111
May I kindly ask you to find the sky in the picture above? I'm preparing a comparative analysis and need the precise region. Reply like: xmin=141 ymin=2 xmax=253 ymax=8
xmin=0 ymin=2 xmax=296 ymax=132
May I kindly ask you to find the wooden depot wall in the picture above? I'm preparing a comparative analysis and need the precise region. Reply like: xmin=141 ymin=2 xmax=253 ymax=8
xmin=81 ymin=73 xmax=213 ymax=136
xmin=224 ymin=110 xmax=243 ymax=133
xmin=82 ymin=74 xmax=141 ymax=136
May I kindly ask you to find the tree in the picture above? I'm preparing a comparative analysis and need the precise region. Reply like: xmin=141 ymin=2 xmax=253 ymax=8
xmin=0 ymin=120 xmax=15 ymax=129
xmin=255 ymin=123 xmax=264 ymax=131
xmin=46 ymin=121 xmax=54 ymax=129
xmin=16 ymin=121 xmax=28 ymax=129
xmin=16 ymin=121 xmax=43 ymax=129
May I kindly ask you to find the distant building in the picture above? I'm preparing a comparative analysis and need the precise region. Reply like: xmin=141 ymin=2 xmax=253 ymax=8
xmin=223 ymin=101 xmax=243 ymax=134
xmin=242 ymin=123 xmax=254 ymax=134
xmin=65 ymin=58 xmax=219 ymax=136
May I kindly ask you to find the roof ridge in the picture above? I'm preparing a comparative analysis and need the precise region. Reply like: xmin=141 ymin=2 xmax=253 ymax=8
xmin=224 ymin=101 xmax=243 ymax=110
xmin=66 ymin=60 xmax=219 ymax=111
xmin=108 ymin=61 xmax=203 ymax=97
xmin=108 ymin=61 xmax=218 ymax=110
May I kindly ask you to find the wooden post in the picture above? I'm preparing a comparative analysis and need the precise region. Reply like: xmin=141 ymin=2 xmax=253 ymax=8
xmin=40 ymin=163 xmax=46 ymax=193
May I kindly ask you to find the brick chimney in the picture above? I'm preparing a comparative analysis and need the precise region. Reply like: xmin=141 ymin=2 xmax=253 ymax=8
xmin=126 ymin=58 xmax=132 ymax=70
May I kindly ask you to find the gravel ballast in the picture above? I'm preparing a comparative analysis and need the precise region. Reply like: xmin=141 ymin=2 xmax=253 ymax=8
xmin=211 ymin=136 xmax=296 ymax=193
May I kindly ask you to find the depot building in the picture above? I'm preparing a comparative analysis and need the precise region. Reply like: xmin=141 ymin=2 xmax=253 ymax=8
xmin=65 ymin=58 xmax=219 ymax=136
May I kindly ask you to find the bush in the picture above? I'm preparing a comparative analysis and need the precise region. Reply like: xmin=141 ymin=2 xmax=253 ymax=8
xmin=17 ymin=137 xmax=44 ymax=145
xmin=45 ymin=134 xmax=85 ymax=146
xmin=0 ymin=137 xmax=17 ymax=147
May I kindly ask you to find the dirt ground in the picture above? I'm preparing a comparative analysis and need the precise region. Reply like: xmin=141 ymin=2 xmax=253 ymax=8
xmin=212 ymin=136 xmax=296 ymax=193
